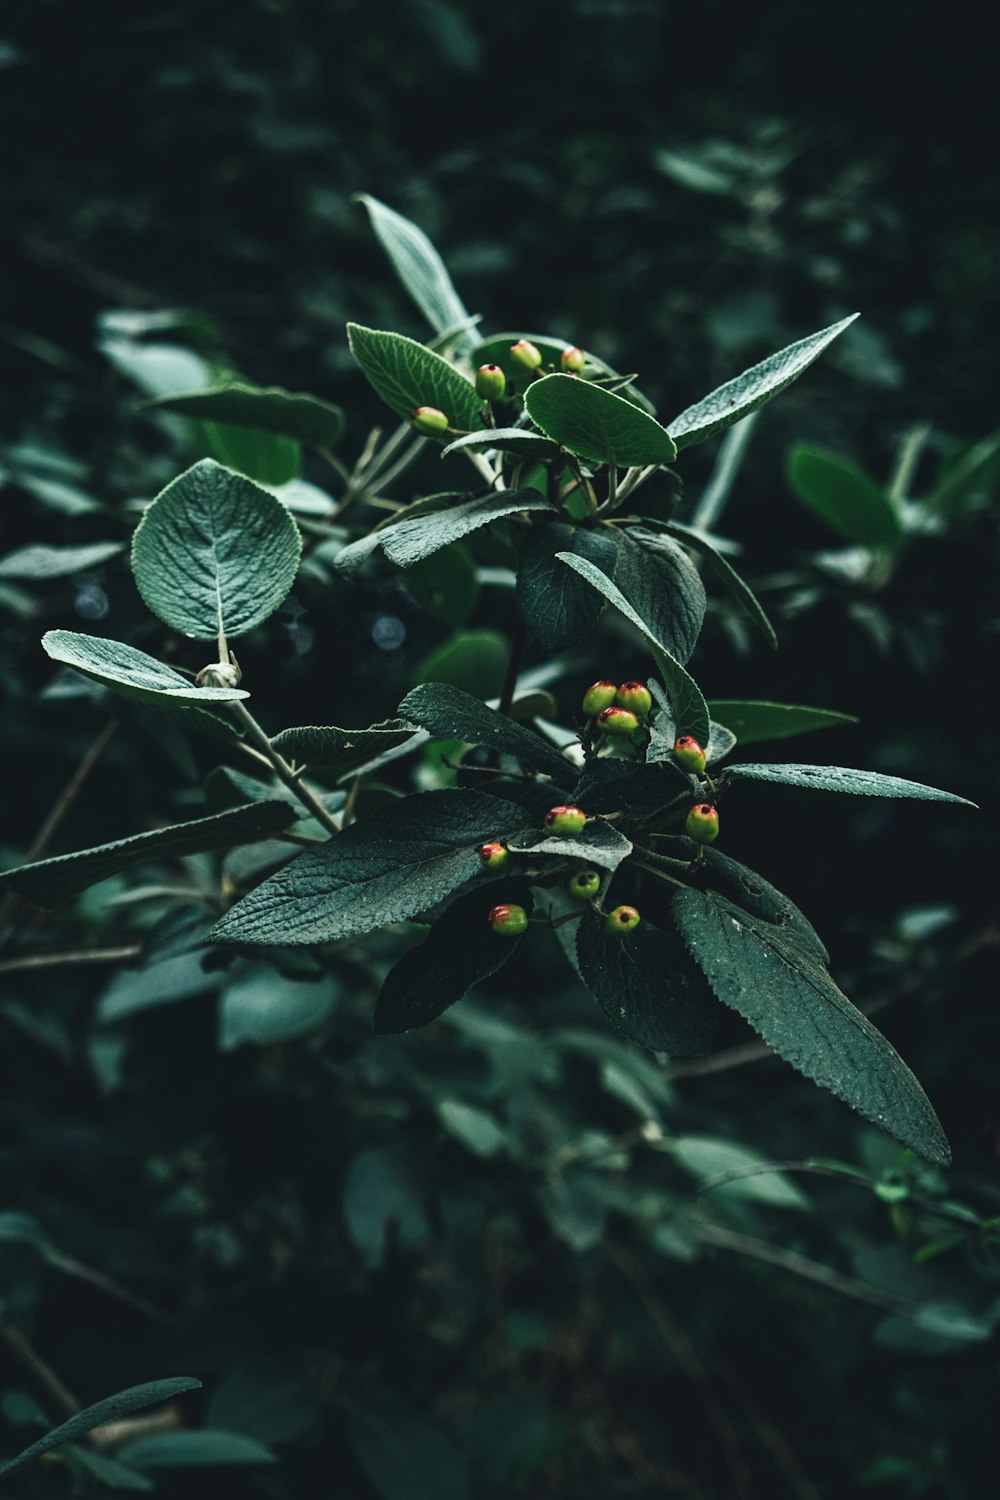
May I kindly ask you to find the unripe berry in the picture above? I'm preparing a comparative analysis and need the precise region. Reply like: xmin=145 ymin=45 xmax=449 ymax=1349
xmin=685 ymin=803 xmax=720 ymax=844
xmin=488 ymin=902 xmax=529 ymax=937
xmin=410 ymin=405 xmax=449 ymax=435
xmin=475 ymin=363 xmax=507 ymax=401
xmin=582 ymin=680 xmax=618 ymax=716
xmin=615 ymin=681 xmax=653 ymax=716
xmin=673 ymin=735 xmax=707 ymax=774
xmin=543 ymin=804 xmax=588 ymax=837
xmin=568 ymin=869 xmax=601 ymax=900
xmin=561 ymin=346 xmax=586 ymax=373
xmin=596 ymin=705 xmax=640 ymax=737
xmin=477 ymin=841 xmax=510 ymax=871
xmin=509 ymin=338 xmax=543 ymax=371
xmin=605 ymin=904 xmax=640 ymax=936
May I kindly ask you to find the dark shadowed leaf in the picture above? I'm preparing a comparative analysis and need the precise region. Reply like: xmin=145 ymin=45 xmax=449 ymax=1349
xmin=0 ymin=1379 xmax=202 ymax=1481
xmin=788 ymin=445 xmax=903 ymax=547
xmin=515 ymin=523 xmax=620 ymax=653
xmin=577 ymin=909 xmax=718 ymax=1055
xmin=724 ymin=763 xmax=974 ymax=803
xmin=399 ymin=682 xmax=574 ymax=783
xmin=270 ymin=718 xmax=417 ymax=771
xmin=699 ymin=847 xmax=829 ymax=965
xmin=707 ymin=700 xmax=858 ymax=744
xmin=379 ymin=490 xmax=550 ymax=566
xmin=142 ymin=382 xmax=344 ymax=450
xmin=614 ymin=527 xmax=706 ymax=665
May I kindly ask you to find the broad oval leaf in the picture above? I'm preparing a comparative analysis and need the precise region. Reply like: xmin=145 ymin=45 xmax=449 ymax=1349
xmin=615 ymin=527 xmax=706 ymax=665
xmin=724 ymin=763 xmax=975 ymax=804
xmin=379 ymin=490 xmax=551 ymax=567
xmin=357 ymin=194 xmax=475 ymax=348
xmin=663 ymin=521 xmax=777 ymax=649
xmin=346 ymin=323 xmax=483 ymax=433
xmin=667 ymin=315 xmax=859 ymax=451
xmin=788 ymin=445 xmax=903 ymax=547
xmin=142 ymin=382 xmax=344 ymax=450
xmin=399 ymin=682 xmax=575 ymax=784
xmin=270 ymin=718 xmax=417 ymax=771
xmin=706 ymin=700 xmax=858 ymax=744
xmin=514 ymin=522 xmax=620 ymax=654
xmin=525 ymin=375 xmax=677 ymax=467
xmin=131 ymin=459 xmax=302 ymax=640
xmin=211 ymin=790 xmax=530 ymax=947
xmin=672 ymin=888 xmax=951 ymax=1163
xmin=441 ymin=428 xmax=560 ymax=460
xmin=203 ymin=420 xmax=300 ymax=487
xmin=0 ymin=541 xmax=123 ymax=579
xmin=576 ymin=909 xmax=718 ymax=1055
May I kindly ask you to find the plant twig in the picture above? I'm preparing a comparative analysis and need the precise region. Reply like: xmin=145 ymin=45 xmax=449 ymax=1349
xmin=0 ymin=1322 xmax=79 ymax=1416
xmin=497 ymin=625 xmax=529 ymax=719
xmin=227 ymin=702 xmax=340 ymax=835
xmin=0 ymin=946 xmax=142 ymax=978
xmin=694 ymin=1223 xmax=914 ymax=1314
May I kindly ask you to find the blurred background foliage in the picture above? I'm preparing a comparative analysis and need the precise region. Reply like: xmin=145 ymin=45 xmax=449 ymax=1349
xmin=1 ymin=1 xmax=997 ymax=1496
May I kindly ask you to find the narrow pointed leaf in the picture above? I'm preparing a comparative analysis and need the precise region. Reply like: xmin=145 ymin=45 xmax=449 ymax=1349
xmin=441 ymin=428 xmax=559 ymax=460
xmin=672 ymin=888 xmax=951 ymax=1163
xmin=399 ymin=682 xmax=574 ymax=783
xmin=667 ymin=315 xmax=859 ymax=450
xmin=379 ymin=490 xmax=550 ymax=566
xmin=0 ymin=541 xmax=123 ymax=579
xmin=788 ymin=445 xmax=903 ymax=546
xmin=576 ymin=909 xmax=718 ymax=1055
xmin=357 ymin=195 xmax=475 ymax=348
xmin=271 ymin=718 xmax=417 ymax=770
xmin=515 ymin=523 xmax=620 ymax=653
xmin=707 ymin=700 xmax=857 ymax=744
xmin=699 ymin=847 xmax=829 ymax=965
xmin=142 ymin=383 xmax=344 ymax=450
xmin=664 ymin=521 xmax=778 ymax=648
xmin=724 ymin=763 xmax=975 ymax=804
xmin=525 ymin=374 xmax=677 ymax=467
xmin=615 ymin=527 xmax=706 ymax=665
xmin=506 ymin=818 xmax=632 ymax=873
xmin=347 ymin=323 xmax=483 ymax=433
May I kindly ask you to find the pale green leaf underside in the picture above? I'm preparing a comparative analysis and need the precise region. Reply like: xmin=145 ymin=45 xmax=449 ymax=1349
xmin=667 ymin=315 xmax=859 ymax=450
xmin=141 ymin=383 xmax=344 ymax=450
xmin=506 ymin=819 xmax=632 ymax=873
xmin=525 ymin=374 xmax=677 ymax=466
xmin=131 ymin=459 xmax=302 ymax=640
xmin=0 ymin=541 xmax=124 ymax=579
xmin=380 ymin=490 xmax=551 ymax=566
xmin=441 ymin=428 xmax=559 ymax=459
xmin=357 ymin=194 xmax=475 ymax=348
xmin=0 ymin=1379 xmax=203 ymax=1481
xmin=347 ymin=323 xmax=483 ymax=432
xmin=725 ymin=763 xmax=975 ymax=804
xmin=706 ymin=700 xmax=858 ymax=744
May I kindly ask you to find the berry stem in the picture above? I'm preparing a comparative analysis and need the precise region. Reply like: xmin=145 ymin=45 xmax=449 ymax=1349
xmin=632 ymin=860 xmax=688 ymax=891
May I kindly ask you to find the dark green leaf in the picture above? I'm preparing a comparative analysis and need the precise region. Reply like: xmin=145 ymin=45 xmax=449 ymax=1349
xmin=525 ymin=375 xmax=676 ymax=467
xmin=672 ymin=888 xmax=951 ymax=1163
xmin=405 ymin=545 xmax=479 ymax=626
xmin=0 ymin=541 xmax=123 ymax=579
xmin=2 ymin=802 xmax=295 ymax=907
xmin=401 ymin=682 xmax=573 ymax=781
xmin=131 ymin=459 xmax=302 ymax=640
xmin=664 ymin=521 xmax=778 ymax=648
xmin=357 ymin=195 xmax=475 ymax=348
xmin=614 ymin=527 xmax=706 ymax=665
xmin=119 ymin=1431 xmax=277 ymax=1468
xmin=724 ymin=763 xmax=975 ymax=804
xmin=346 ymin=324 xmax=483 ymax=432
xmin=576 ymin=909 xmax=718 ymax=1055
xmin=270 ymin=718 xmax=416 ymax=770
xmin=441 ymin=428 xmax=559 ymax=460
xmin=706 ymin=700 xmax=858 ymax=744
xmin=572 ymin=758 xmax=687 ymax=819
xmin=0 ymin=1379 xmax=202 ymax=1481
xmin=211 ymin=790 xmax=529 ymax=947
xmin=507 ymin=818 xmax=632 ymax=873
xmin=415 ymin=629 xmax=508 ymax=697
xmin=220 ymin=971 xmax=338 ymax=1048
xmin=67 ymin=1445 xmax=154 ymax=1491
xmin=345 ymin=1383 xmax=471 ymax=1500
xmin=667 ymin=315 xmax=859 ymax=450
xmin=42 ymin=631 xmax=247 ymax=731
xmin=787 ymin=445 xmax=903 ymax=546
xmin=202 ymin=420 xmax=300 ymax=486
xmin=142 ymin=382 xmax=344 ymax=449
xmin=379 ymin=490 xmax=550 ymax=566
xmin=514 ymin=523 xmax=619 ymax=653
xmin=698 ymin=847 xmax=829 ymax=965
xmin=97 ymin=950 xmax=223 ymax=1023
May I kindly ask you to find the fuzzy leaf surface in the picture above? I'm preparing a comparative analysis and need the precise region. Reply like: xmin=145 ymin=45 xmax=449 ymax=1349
xmin=346 ymin=323 xmax=483 ymax=432
xmin=525 ymin=375 xmax=677 ymax=467
xmin=698 ymin=847 xmax=829 ymax=965
xmin=576 ymin=909 xmax=718 ymax=1055
xmin=399 ymin=683 xmax=574 ymax=783
xmin=725 ymin=763 xmax=974 ymax=804
xmin=506 ymin=819 xmax=632 ymax=873
xmin=270 ymin=718 xmax=417 ymax=770
xmin=706 ymin=700 xmax=858 ymax=744
xmin=379 ymin=490 xmax=550 ymax=566
xmin=143 ymin=383 xmax=344 ymax=450
xmin=441 ymin=428 xmax=559 ymax=460
xmin=357 ymin=195 xmax=475 ymax=347
xmin=514 ymin=523 xmax=619 ymax=653
xmin=614 ymin=527 xmax=706 ymax=665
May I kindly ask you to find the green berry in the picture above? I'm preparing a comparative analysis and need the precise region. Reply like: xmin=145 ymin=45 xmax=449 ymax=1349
xmin=615 ymin=681 xmax=653 ymax=716
xmin=477 ymin=841 xmax=510 ymax=871
xmin=475 ymin=363 xmax=507 ymax=401
xmin=582 ymin=680 xmax=618 ymax=716
xmin=543 ymin=804 xmax=588 ymax=836
xmin=605 ymin=904 xmax=640 ymax=936
xmin=410 ymin=405 xmax=449 ymax=435
xmin=561 ymin=346 xmax=586 ymax=373
xmin=596 ymin=705 xmax=640 ymax=737
xmin=488 ymin=902 xmax=528 ymax=937
xmin=509 ymin=338 xmax=543 ymax=371
xmin=673 ymin=735 xmax=707 ymax=774
xmin=568 ymin=869 xmax=601 ymax=900
xmin=685 ymin=803 xmax=720 ymax=844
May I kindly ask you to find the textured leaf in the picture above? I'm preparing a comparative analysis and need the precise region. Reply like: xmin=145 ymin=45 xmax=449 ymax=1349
xmin=357 ymin=195 xmax=475 ymax=347
xmin=119 ymin=1431 xmax=277 ymax=1468
xmin=441 ymin=428 xmax=559 ymax=460
xmin=131 ymin=459 xmax=302 ymax=640
xmin=270 ymin=718 xmax=416 ymax=770
xmin=220 ymin=972 xmax=338 ymax=1048
xmin=525 ymin=375 xmax=677 ymax=467
xmin=705 ymin=721 xmax=737 ymax=765
xmin=572 ymin=757 xmax=688 ymax=819
xmin=142 ymin=382 xmax=344 ymax=450
xmin=469 ymin=332 xmax=656 ymax=411
xmin=374 ymin=880 xmax=532 ymax=1034
xmin=724 ymin=763 xmax=975 ymax=804
xmin=614 ymin=527 xmax=706 ymax=665
xmin=672 ymin=888 xmax=951 ymax=1163
xmin=347 ymin=323 xmax=483 ymax=432
xmin=788 ymin=445 xmax=903 ymax=546
xmin=666 ymin=315 xmax=859 ymax=450
xmin=699 ymin=847 xmax=830 ymax=966
xmin=399 ymin=683 xmax=574 ymax=783
xmin=506 ymin=818 xmax=632 ymax=873
xmin=576 ymin=909 xmax=718 ymax=1055
xmin=706 ymin=700 xmax=858 ymax=744
xmin=0 ymin=1379 xmax=202 ymax=1480
xmin=2 ymin=802 xmax=295 ymax=907
xmin=0 ymin=541 xmax=123 ymax=579
xmin=211 ymin=790 xmax=529 ymax=947
xmin=514 ymin=523 xmax=619 ymax=653
xmin=556 ymin=552 xmax=710 ymax=745
xmin=664 ymin=521 xmax=777 ymax=648
xmin=379 ymin=490 xmax=550 ymax=566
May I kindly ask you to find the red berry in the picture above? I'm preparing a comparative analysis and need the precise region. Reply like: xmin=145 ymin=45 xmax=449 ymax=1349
xmin=475 ymin=364 xmax=507 ymax=401
xmin=582 ymin=680 xmax=618 ymax=716
xmin=569 ymin=869 xmax=601 ymax=900
xmin=685 ymin=803 xmax=720 ymax=844
xmin=605 ymin=904 xmax=640 ymax=935
xmin=488 ymin=902 xmax=528 ymax=937
xmin=561 ymin=346 xmax=586 ymax=373
xmin=615 ymin=681 xmax=653 ymax=716
xmin=509 ymin=338 xmax=543 ymax=371
xmin=477 ymin=841 xmax=510 ymax=871
xmin=544 ymin=805 xmax=588 ymax=836
xmin=410 ymin=405 xmax=449 ymax=435
xmin=673 ymin=735 xmax=707 ymax=774
xmin=596 ymin=705 xmax=640 ymax=737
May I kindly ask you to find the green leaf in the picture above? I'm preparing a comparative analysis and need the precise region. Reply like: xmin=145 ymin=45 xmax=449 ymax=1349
xmin=201 ymin=420 xmax=301 ymax=487
xmin=699 ymin=848 xmax=829 ymax=966
xmin=469 ymin=332 xmax=656 ymax=411
xmin=437 ymin=1100 xmax=507 ymax=1158
xmin=211 ymin=790 xmax=529 ymax=947
xmin=506 ymin=819 xmax=632 ymax=874
xmin=357 ymin=195 xmax=475 ymax=348
xmin=270 ymin=718 xmax=416 ymax=771
xmin=101 ymin=337 xmax=210 ymax=398
xmin=379 ymin=490 xmax=550 ymax=566
xmin=0 ymin=1379 xmax=202 ymax=1481
xmin=131 ymin=459 xmax=302 ymax=641
xmin=525 ymin=375 xmax=677 ymax=467
xmin=67 ymin=1445 xmax=154 ymax=1491
xmin=667 ymin=315 xmax=860 ymax=450
xmin=671 ymin=1136 xmax=810 ymax=1207
xmin=345 ymin=1384 xmax=471 ymax=1500
xmin=614 ymin=527 xmax=706 ymax=665
xmin=787 ymin=445 xmax=903 ymax=546
xmin=374 ymin=881 xmax=532 ymax=1034
xmin=415 ymin=629 xmax=508 ymax=697
xmin=399 ymin=683 xmax=575 ymax=783
xmin=576 ymin=910 xmax=718 ymax=1055
xmin=706 ymin=700 xmax=858 ymax=744
xmin=672 ymin=889 xmax=951 ymax=1163
xmin=405 ymin=545 xmax=479 ymax=626
xmin=347 ymin=323 xmax=483 ymax=432
xmin=119 ymin=1431 xmax=278 ymax=1468
xmin=1 ymin=802 xmax=295 ymax=907
xmin=724 ymin=763 xmax=975 ymax=804
xmin=663 ymin=521 xmax=777 ymax=648
xmin=142 ymin=382 xmax=344 ymax=449
xmin=441 ymin=428 xmax=560 ymax=460
xmin=572 ymin=757 xmax=688 ymax=820
xmin=220 ymin=971 xmax=338 ymax=1048
xmin=0 ymin=541 xmax=123 ymax=579
xmin=98 ymin=950 xmax=223 ymax=1023
xmin=555 ymin=552 xmax=710 ymax=745
xmin=515 ymin=523 xmax=619 ymax=654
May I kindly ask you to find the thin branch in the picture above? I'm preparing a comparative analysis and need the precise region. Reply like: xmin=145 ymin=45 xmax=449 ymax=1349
xmin=228 ymin=701 xmax=340 ymax=835
xmin=695 ymin=1222 xmax=914 ymax=1314
xmin=0 ymin=1322 xmax=79 ymax=1416
xmin=0 ymin=946 xmax=141 ymax=978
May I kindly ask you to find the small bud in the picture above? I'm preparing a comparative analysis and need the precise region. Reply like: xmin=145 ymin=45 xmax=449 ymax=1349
xmin=605 ymin=904 xmax=640 ymax=936
xmin=509 ymin=338 xmax=543 ymax=371
xmin=596 ymin=705 xmax=640 ymax=737
xmin=561 ymin=346 xmax=586 ymax=373
xmin=615 ymin=681 xmax=653 ymax=717
xmin=673 ymin=735 xmax=707 ymax=774
xmin=543 ymin=804 xmax=588 ymax=837
xmin=568 ymin=869 xmax=601 ymax=900
xmin=488 ymin=902 xmax=528 ymax=937
xmin=410 ymin=405 xmax=449 ymax=435
xmin=196 ymin=658 xmax=242 ymax=689
xmin=582 ymin=680 xmax=618 ymax=716
xmin=475 ymin=363 xmax=507 ymax=401
xmin=477 ymin=841 xmax=510 ymax=871
xmin=685 ymin=803 xmax=720 ymax=844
